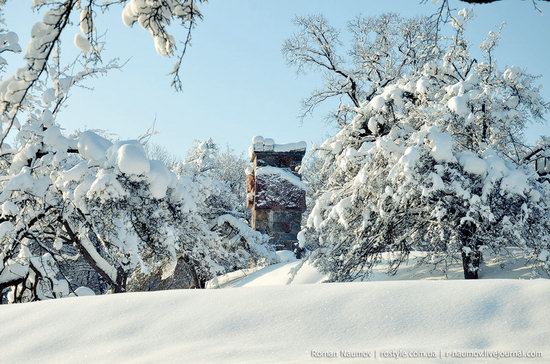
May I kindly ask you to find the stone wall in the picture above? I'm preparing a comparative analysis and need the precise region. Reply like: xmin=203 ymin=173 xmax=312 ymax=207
xmin=254 ymin=171 xmax=306 ymax=211
xmin=247 ymin=138 xmax=306 ymax=251
xmin=254 ymin=150 xmax=304 ymax=170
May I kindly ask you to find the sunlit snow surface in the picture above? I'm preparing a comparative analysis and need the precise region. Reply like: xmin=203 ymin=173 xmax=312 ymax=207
xmin=0 ymin=252 xmax=548 ymax=363
xmin=213 ymin=250 xmax=549 ymax=288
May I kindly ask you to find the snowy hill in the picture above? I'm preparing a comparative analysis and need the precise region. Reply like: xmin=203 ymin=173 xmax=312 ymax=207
xmin=1 ymin=279 xmax=549 ymax=363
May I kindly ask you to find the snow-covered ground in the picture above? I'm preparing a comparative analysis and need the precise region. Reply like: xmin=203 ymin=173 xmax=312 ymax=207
xmin=1 ymin=254 xmax=549 ymax=363
xmin=208 ymin=250 xmax=548 ymax=288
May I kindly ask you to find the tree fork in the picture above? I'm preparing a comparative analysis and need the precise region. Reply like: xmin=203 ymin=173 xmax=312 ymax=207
xmin=62 ymin=221 xmax=125 ymax=292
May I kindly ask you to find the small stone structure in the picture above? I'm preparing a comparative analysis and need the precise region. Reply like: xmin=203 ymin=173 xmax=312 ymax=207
xmin=246 ymin=136 xmax=306 ymax=251
xmin=534 ymin=153 xmax=550 ymax=180
xmin=527 ymin=144 xmax=550 ymax=181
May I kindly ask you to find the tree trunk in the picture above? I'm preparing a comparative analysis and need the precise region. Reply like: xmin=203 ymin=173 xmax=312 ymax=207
xmin=459 ymin=220 xmax=481 ymax=279
xmin=183 ymin=256 xmax=204 ymax=289
xmin=113 ymin=267 xmax=127 ymax=293
xmin=461 ymin=248 xmax=481 ymax=279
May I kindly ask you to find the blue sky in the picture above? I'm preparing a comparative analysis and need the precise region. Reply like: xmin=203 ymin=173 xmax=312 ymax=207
xmin=4 ymin=0 xmax=550 ymax=157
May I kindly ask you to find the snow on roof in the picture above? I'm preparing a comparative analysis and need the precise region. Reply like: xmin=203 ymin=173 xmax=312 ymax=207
xmin=255 ymin=166 xmax=306 ymax=190
xmin=250 ymin=136 xmax=306 ymax=154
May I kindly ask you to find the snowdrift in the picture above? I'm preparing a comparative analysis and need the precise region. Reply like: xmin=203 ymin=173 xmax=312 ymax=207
xmin=1 ymin=280 xmax=549 ymax=363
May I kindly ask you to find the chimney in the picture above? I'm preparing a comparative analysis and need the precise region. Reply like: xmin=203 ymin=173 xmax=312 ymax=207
xmin=246 ymin=136 xmax=307 ymax=251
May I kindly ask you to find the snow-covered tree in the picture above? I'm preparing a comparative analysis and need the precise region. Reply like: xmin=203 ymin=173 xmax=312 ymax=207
xmin=2 ymin=129 xmax=276 ymax=300
xmin=129 ymin=139 xmax=277 ymax=291
xmin=283 ymin=13 xmax=438 ymax=126
xmin=0 ymin=0 xmax=204 ymax=301
xmin=298 ymin=10 xmax=550 ymax=280
xmin=0 ymin=1 xmax=277 ymax=302
xmin=181 ymin=139 xmax=248 ymax=218
xmin=180 ymin=140 xmax=277 ymax=275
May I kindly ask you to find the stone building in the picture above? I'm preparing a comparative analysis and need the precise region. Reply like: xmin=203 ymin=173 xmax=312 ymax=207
xmin=526 ymin=143 xmax=550 ymax=181
xmin=246 ymin=136 xmax=306 ymax=251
